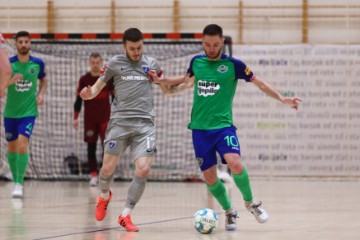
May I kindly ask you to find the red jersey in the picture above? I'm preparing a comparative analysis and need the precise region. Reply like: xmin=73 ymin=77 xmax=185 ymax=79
xmin=76 ymin=72 xmax=112 ymax=122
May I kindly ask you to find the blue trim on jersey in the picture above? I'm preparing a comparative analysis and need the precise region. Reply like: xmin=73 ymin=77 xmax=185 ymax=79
xmin=186 ymin=53 xmax=253 ymax=82
xmin=9 ymin=55 xmax=46 ymax=79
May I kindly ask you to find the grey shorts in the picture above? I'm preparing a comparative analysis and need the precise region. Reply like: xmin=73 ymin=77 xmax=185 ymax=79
xmin=103 ymin=118 xmax=156 ymax=160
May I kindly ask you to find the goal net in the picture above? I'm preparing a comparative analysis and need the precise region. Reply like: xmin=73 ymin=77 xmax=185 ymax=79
xmin=0 ymin=34 xmax=232 ymax=181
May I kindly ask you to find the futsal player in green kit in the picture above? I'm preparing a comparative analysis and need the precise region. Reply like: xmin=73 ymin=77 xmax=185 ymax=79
xmin=3 ymin=31 xmax=47 ymax=198
xmin=149 ymin=24 xmax=302 ymax=231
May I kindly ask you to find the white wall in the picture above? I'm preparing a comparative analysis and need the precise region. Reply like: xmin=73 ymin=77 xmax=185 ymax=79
xmin=0 ymin=0 xmax=359 ymax=43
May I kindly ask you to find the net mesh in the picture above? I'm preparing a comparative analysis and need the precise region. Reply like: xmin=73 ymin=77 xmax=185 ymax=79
xmin=0 ymin=38 xmax=231 ymax=181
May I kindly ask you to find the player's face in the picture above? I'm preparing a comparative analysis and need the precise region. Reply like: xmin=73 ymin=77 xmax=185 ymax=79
xmin=15 ymin=36 xmax=31 ymax=56
xmin=89 ymin=57 xmax=103 ymax=74
xmin=123 ymin=40 xmax=143 ymax=62
xmin=202 ymin=35 xmax=223 ymax=60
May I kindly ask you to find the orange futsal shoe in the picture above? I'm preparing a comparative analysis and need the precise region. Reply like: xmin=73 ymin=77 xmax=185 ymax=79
xmin=118 ymin=215 xmax=139 ymax=232
xmin=95 ymin=190 xmax=112 ymax=221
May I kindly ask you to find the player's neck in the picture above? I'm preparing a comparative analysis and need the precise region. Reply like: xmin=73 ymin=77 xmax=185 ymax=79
xmin=90 ymin=71 xmax=100 ymax=77
xmin=17 ymin=54 xmax=30 ymax=63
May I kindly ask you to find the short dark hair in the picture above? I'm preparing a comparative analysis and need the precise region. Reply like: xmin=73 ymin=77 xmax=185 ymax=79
xmin=123 ymin=28 xmax=143 ymax=44
xmin=89 ymin=52 xmax=102 ymax=60
xmin=15 ymin=31 xmax=30 ymax=41
xmin=203 ymin=24 xmax=223 ymax=38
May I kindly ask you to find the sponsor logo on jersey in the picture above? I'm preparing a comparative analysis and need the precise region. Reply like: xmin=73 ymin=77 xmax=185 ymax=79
xmin=197 ymin=80 xmax=220 ymax=97
xmin=217 ymin=64 xmax=228 ymax=73
xmin=121 ymin=75 xmax=148 ymax=81
xmin=15 ymin=80 xmax=32 ymax=92
xmin=108 ymin=140 xmax=116 ymax=149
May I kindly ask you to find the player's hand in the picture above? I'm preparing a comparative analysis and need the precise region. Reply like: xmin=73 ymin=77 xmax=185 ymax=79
xmin=282 ymin=97 xmax=302 ymax=110
xmin=80 ymin=85 xmax=92 ymax=100
xmin=148 ymin=70 xmax=161 ymax=84
xmin=73 ymin=119 xmax=79 ymax=130
xmin=37 ymin=94 xmax=45 ymax=106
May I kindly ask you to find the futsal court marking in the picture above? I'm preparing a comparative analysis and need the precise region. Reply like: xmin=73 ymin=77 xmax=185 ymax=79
xmin=30 ymin=215 xmax=208 ymax=240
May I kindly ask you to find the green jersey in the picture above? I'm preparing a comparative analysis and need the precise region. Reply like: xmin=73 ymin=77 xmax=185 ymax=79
xmin=4 ymin=55 xmax=46 ymax=118
xmin=187 ymin=54 xmax=254 ymax=130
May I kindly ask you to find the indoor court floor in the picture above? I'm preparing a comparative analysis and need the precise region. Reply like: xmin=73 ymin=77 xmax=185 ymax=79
xmin=0 ymin=179 xmax=359 ymax=240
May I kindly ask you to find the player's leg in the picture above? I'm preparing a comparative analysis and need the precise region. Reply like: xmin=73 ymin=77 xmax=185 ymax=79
xmin=118 ymin=118 xmax=155 ymax=232
xmin=84 ymin=119 xmax=99 ymax=186
xmin=4 ymin=118 xmax=19 ymax=184
xmin=95 ymin=153 xmax=118 ymax=221
xmin=218 ymin=127 xmax=268 ymax=223
xmin=5 ymin=117 xmax=35 ymax=198
xmin=192 ymin=129 xmax=237 ymax=231
xmin=95 ymin=118 xmax=129 ymax=221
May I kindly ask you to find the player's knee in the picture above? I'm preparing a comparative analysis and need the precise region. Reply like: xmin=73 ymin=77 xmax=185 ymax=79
xmin=136 ymin=165 xmax=151 ymax=177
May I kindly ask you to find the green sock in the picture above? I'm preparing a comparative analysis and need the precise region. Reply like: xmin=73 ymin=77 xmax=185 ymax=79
xmin=232 ymin=167 xmax=254 ymax=202
xmin=7 ymin=152 xmax=18 ymax=183
xmin=17 ymin=153 xmax=29 ymax=185
xmin=207 ymin=178 xmax=231 ymax=210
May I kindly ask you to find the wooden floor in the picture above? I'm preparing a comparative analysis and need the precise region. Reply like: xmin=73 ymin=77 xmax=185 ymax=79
xmin=0 ymin=179 xmax=359 ymax=240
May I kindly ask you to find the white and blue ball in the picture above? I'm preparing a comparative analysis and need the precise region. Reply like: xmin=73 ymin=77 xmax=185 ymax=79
xmin=193 ymin=208 xmax=218 ymax=234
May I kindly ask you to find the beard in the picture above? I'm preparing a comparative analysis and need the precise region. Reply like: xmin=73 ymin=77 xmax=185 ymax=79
xmin=205 ymin=49 xmax=222 ymax=60
xmin=126 ymin=52 xmax=142 ymax=62
xmin=18 ymin=47 xmax=30 ymax=55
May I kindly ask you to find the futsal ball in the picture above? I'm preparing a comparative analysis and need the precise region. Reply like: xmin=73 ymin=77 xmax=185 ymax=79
xmin=193 ymin=208 xmax=218 ymax=234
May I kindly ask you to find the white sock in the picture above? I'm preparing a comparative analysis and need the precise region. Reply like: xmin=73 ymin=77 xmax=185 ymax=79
xmin=122 ymin=207 xmax=132 ymax=217
xmin=100 ymin=192 xmax=110 ymax=200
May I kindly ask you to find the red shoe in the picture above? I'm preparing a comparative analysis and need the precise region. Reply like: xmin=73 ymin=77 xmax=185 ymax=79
xmin=118 ymin=215 xmax=139 ymax=232
xmin=95 ymin=190 xmax=112 ymax=221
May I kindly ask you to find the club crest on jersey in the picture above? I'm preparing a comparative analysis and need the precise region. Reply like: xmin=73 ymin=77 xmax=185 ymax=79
xmin=108 ymin=141 xmax=116 ymax=149
xmin=196 ymin=158 xmax=204 ymax=166
xmin=217 ymin=65 xmax=228 ymax=73
xmin=29 ymin=68 xmax=36 ymax=74
xmin=142 ymin=66 xmax=150 ymax=74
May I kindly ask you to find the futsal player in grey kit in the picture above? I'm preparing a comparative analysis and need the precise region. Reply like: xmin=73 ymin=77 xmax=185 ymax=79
xmin=80 ymin=28 xmax=181 ymax=232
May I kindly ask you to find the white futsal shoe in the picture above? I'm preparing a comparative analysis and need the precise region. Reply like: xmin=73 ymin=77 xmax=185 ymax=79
xmin=12 ymin=183 xmax=23 ymax=198
xmin=246 ymin=201 xmax=268 ymax=223
xmin=89 ymin=175 xmax=99 ymax=187
xmin=225 ymin=207 xmax=239 ymax=231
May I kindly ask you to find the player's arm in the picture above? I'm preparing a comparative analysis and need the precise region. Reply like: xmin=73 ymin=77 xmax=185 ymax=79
xmin=73 ymin=79 xmax=83 ymax=130
xmin=251 ymin=75 xmax=302 ymax=110
xmin=159 ymin=75 xmax=195 ymax=96
xmin=148 ymin=71 xmax=194 ymax=96
xmin=37 ymin=76 xmax=47 ymax=106
xmin=80 ymin=77 xmax=106 ymax=100
xmin=0 ymin=48 xmax=12 ymax=96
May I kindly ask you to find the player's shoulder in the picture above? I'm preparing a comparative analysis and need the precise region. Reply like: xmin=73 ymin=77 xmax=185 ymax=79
xmin=222 ymin=54 xmax=246 ymax=66
xmin=29 ymin=55 xmax=45 ymax=65
xmin=191 ymin=54 xmax=207 ymax=61
xmin=142 ymin=54 xmax=157 ymax=63
xmin=9 ymin=55 xmax=18 ymax=63
xmin=79 ymin=72 xmax=91 ymax=80
xmin=107 ymin=54 xmax=127 ymax=65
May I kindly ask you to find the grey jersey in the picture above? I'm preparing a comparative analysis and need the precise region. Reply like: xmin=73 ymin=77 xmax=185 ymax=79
xmin=100 ymin=54 xmax=162 ymax=121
